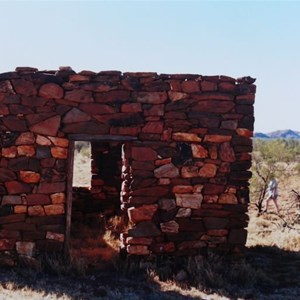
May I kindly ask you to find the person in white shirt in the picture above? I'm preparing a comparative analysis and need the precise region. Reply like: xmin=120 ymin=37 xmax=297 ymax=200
xmin=264 ymin=176 xmax=279 ymax=213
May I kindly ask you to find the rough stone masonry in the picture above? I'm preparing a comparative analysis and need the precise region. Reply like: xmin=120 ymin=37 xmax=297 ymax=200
xmin=0 ymin=67 xmax=255 ymax=265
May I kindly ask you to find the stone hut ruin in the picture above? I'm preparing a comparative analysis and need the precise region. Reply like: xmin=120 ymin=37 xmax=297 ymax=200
xmin=0 ymin=67 xmax=255 ymax=266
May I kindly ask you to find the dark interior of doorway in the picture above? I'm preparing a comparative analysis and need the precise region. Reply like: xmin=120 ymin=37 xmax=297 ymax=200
xmin=70 ymin=141 xmax=126 ymax=268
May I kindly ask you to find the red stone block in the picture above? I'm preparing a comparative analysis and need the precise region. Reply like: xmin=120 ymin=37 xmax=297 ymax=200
xmin=128 ymin=204 xmax=158 ymax=223
xmin=194 ymin=101 xmax=235 ymax=114
xmin=219 ymin=142 xmax=235 ymax=162
xmin=0 ymin=239 xmax=15 ymax=251
xmin=0 ymin=168 xmax=17 ymax=182
xmin=79 ymin=103 xmax=116 ymax=115
xmin=37 ymin=182 xmax=65 ymax=194
xmin=151 ymin=242 xmax=175 ymax=253
xmin=15 ymin=132 xmax=35 ymax=145
xmin=20 ymin=171 xmax=40 ymax=183
xmin=65 ymin=89 xmax=93 ymax=103
xmin=128 ymin=221 xmax=161 ymax=238
xmin=131 ymin=147 xmax=157 ymax=161
xmin=27 ymin=194 xmax=51 ymax=205
xmin=2 ymin=116 xmax=27 ymax=131
xmin=62 ymin=108 xmax=91 ymax=123
xmin=142 ymin=122 xmax=163 ymax=134
xmin=39 ymin=83 xmax=64 ymax=99
xmin=94 ymin=90 xmax=130 ymax=103
xmin=0 ymin=104 xmax=9 ymax=115
xmin=5 ymin=181 xmax=32 ymax=194
xmin=203 ymin=184 xmax=225 ymax=195
xmin=133 ymin=92 xmax=167 ymax=104
xmin=110 ymin=126 xmax=141 ymax=136
xmin=121 ymin=103 xmax=142 ymax=113
xmin=181 ymin=80 xmax=200 ymax=93
xmin=133 ymin=186 xmax=168 ymax=197
xmin=30 ymin=115 xmax=61 ymax=136
xmin=17 ymin=145 xmax=35 ymax=157
xmin=12 ymin=79 xmax=36 ymax=96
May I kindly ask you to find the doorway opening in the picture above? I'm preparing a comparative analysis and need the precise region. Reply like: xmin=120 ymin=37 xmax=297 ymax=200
xmin=67 ymin=135 xmax=135 ymax=268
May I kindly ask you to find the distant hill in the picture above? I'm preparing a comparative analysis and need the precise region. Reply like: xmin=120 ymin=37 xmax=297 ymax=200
xmin=254 ymin=129 xmax=300 ymax=139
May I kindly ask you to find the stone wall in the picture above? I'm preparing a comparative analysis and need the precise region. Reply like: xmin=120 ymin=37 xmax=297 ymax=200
xmin=0 ymin=67 xmax=255 ymax=264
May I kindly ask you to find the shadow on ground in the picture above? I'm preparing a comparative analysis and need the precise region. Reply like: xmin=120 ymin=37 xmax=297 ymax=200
xmin=1 ymin=246 xmax=300 ymax=300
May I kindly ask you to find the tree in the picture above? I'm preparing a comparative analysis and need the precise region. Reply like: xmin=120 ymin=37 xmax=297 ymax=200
xmin=250 ymin=139 xmax=300 ymax=213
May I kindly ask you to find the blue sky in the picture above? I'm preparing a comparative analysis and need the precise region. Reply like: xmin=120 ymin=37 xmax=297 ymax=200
xmin=0 ymin=1 xmax=299 ymax=133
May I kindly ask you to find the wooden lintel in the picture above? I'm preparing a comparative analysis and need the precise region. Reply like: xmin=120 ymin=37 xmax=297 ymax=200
xmin=68 ymin=134 xmax=138 ymax=141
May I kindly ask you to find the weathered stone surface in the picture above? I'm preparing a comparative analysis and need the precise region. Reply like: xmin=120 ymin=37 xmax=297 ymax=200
xmin=126 ymin=237 xmax=153 ymax=245
xmin=160 ymin=220 xmax=179 ymax=233
xmin=65 ymin=90 xmax=93 ymax=103
xmin=203 ymin=195 xmax=219 ymax=203
xmin=0 ymin=80 xmax=14 ymax=93
xmin=198 ymin=163 xmax=217 ymax=178
xmin=44 ymin=204 xmax=65 ymax=215
xmin=62 ymin=108 xmax=91 ymax=123
xmin=36 ymin=135 xmax=51 ymax=146
xmin=172 ymin=133 xmax=201 ymax=142
xmin=121 ymin=103 xmax=142 ymax=113
xmin=132 ymin=186 xmax=168 ymax=197
xmin=219 ymin=193 xmax=238 ymax=204
xmin=0 ymin=103 xmax=9 ymax=115
xmin=0 ymin=239 xmax=15 ymax=251
xmin=236 ymin=128 xmax=253 ymax=138
xmin=127 ymin=245 xmax=150 ymax=255
xmin=2 ymin=116 xmax=27 ymax=131
xmin=0 ymin=214 xmax=25 ymax=224
xmin=51 ymin=147 xmax=68 ymax=159
xmin=158 ymin=198 xmax=176 ymax=211
xmin=154 ymin=163 xmax=179 ymax=178
xmin=176 ymin=193 xmax=203 ymax=209
xmin=178 ymin=219 xmax=205 ymax=232
xmin=128 ymin=204 xmax=158 ymax=223
xmin=2 ymin=195 xmax=21 ymax=205
xmin=19 ymin=171 xmax=40 ymax=183
xmin=181 ymin=80 xmax=200 ymax=93
xmin=12 ymin=79 xmax=36 ymax=96
xmin=39 ymin=83 xmax=64 ymax=99
xmin=37 ymin=182 xmax=65 ymax=194
xmin=168 ymin=91 xmax=189 ymax=101
xmin=219 ymin=142 xmax=235 ymax=162
xmin=204 ymin=135 xmax=232 ymax=143
xmin=151 ymin=242 xmax=175 ymax=253
xmin=204 ymin=217 xmax=229 ymax=229
xmin=15 ymin=132 xmax=35 ymax=145
xmin=172 ymin=185 xmax=193 ymax=194
xmin=50 ymin=193 xmax=65 ymax=204
xmin=128 ymin=221 xmax=161 ymax=237
xmin=203 ymin=184 xmax=225 ymax=195
xmin=62 ymin=121 xmax=109 ymax=134
xmin=17 ymin=145 xmax=35 ymax=157
xmin=14 ymin=205 xmax=27 ymax=214
xmin=176 ymin=208 xmax=192 ymax=218
xmin=30 ymin=115 xmax=61 ymax=136
xmin=142 ymin=122 xmax=163 ymax=134
xmin=2 ymin=146 xmax=17 ymax=158
xmin=48 ymin=137 xmax=68 ymax=148
xmin=5 ymin=181 xmax=32 ymax=194
xmin=0 ymin=168 xmax=17 ymax=182
xmin=181 ymin=166 xmax=199 ymax=178
xmin=16 ymin=241 xmax=35 ymax=256
xmin=134 ymin=92 xmax=167 ymax=104
xmin=46 ymin=232 xmax=64 ymax=242
xmin=207 ymin=229 xmax=228 ymax=236
xmin=28 ymin=205 xmax=45 ymax=216
xmin=191 ymin=144 xmax=208 ymax=158
xmin=27 ymin=194 xmax=51 ymax=205
xmin=131 ymin=147 xmax=157 ymax=161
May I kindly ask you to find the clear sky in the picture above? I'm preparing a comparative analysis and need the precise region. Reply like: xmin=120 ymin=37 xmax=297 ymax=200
xmin=0 ymin=0 xmax=299 ymax=133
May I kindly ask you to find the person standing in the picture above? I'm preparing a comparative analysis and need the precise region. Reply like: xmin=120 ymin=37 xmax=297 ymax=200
xmin=264 ymin=176 xmax=280 ymax=213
